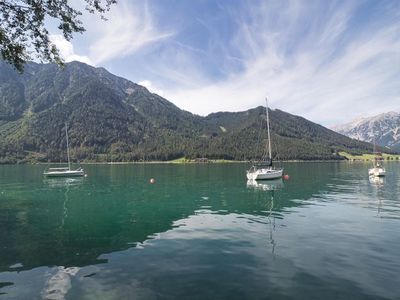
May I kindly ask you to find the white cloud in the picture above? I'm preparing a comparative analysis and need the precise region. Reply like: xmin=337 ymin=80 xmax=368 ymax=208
xmin=142 ymin=1 xmax=400 ymax=126
xmin=49 ymin=1 xmax=398 ymax=126
xmin=138 ymin=80 xmax=164 ymax=97
xmin=85 ymin=1 xmax=173 ymax=64
xmin=50 ymin=34 xmax=93 ymax=65
xmin=41 ymin=267 xmax=80 ymax=300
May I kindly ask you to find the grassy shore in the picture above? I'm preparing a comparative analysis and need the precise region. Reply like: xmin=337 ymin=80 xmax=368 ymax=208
xmin=34 ymin=158 xmax=243 ymax=164
xmin=338 ymin=152 xmax=400 ymax=161
xmin=13 ymin=153 xmax=400 ymax=165
xmin=168 ymin=157 xmax=239 ymax=164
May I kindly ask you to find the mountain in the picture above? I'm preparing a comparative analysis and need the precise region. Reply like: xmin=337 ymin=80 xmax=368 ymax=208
xmin=333 ymin=112 xmax=400 ymax=151
xmin=0 ymin=61 xmax=372 ymax=163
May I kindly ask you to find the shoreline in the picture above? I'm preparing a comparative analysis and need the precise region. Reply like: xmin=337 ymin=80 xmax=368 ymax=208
xmin=2 ymin=151 xmax=400 ymax=165
xmin=2 ymin=159 xmax=400 ymax=166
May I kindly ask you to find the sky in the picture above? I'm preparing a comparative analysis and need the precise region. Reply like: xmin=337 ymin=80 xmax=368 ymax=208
xmin=49 ymin=0 xmax=399 ymax=126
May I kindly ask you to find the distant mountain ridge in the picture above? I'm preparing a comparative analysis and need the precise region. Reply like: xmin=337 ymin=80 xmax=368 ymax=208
xmin=0 ymin=61 xmax=373 ymax=163
xmin=333 ymin=112 xmax=400 ymax=150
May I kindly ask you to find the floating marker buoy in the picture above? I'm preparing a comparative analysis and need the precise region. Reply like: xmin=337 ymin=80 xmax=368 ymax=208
xmin=150 ymin=178 xmax=155 ymax=184
xmin=283 ymin=174 xmax=290 ymax=180
xmin=84 ymin=174 xmax=88 ymax=177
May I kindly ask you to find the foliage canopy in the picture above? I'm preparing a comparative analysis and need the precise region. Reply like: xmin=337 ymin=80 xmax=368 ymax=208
xmin=0 ymin=0 xmax=116 ymax=71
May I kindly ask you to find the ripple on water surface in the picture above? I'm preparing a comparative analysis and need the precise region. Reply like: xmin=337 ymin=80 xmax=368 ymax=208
xmin=0 ymin=163 xmax=399 ymax=299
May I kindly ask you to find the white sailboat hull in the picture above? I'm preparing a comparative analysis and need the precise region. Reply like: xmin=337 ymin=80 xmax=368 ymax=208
xmin=43 ymin=169 xmax=85 ymax=177
xmin=368 ymin=167 xmax=385 ymax=177
xmin=246 ymin=168 xmax=283 ymax=180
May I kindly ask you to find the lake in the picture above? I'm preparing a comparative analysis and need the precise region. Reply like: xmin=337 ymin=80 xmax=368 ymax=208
xmin=0 ymin=162 xmax=399 ymax=299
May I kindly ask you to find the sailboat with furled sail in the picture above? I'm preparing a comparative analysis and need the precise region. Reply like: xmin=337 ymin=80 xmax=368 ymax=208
xmin=247 ymin=98 xmax=283 ymax=180
xmin=43 ymin=125 xmax=85 ymax=177
xmin=368 ymin=137 xmax=385 ymax=177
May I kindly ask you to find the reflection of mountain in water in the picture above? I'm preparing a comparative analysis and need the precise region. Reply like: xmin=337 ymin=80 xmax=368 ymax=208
xmin=1 ymin=163 xmax=396 ymax=273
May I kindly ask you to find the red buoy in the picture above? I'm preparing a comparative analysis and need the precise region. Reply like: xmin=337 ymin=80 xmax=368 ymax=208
xmin=283 ymin=174 xmax=290 ymax=180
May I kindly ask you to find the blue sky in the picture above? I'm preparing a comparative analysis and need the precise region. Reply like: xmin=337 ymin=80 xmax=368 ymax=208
xmin=50 ymin=0 xmax=399 ymax=126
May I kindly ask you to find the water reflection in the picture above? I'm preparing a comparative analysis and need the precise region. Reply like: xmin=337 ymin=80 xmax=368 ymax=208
xmin=246 ymin=179 xmax=284 ymax=191
xmin=368 ymin=176 xmax=389 ymax=219
xmin=368 ymin=176 xmax=383 ymax=217
xmin=246 ymin=179 xmax=283 ymax=255
xmin=1 ymin=163 xmax=400 ymax=299
xmin=1 ymin=163 xmax=398 ymax=275
xmin=43 ymin=177 xmax=84 ymax=188
xmin=267 ymin=190 xmax=277 ymax=255
xmin=368 ymin=176 xmax=384 ymax=186
xmin=41 ymin=266 xmax=80 ymax=300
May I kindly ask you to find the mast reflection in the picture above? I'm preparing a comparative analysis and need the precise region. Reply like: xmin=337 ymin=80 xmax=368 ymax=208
xmin=247 ymin=179 xmax=284 ymax=255
xmin=369 ymin=175 xmax=384 ymax=218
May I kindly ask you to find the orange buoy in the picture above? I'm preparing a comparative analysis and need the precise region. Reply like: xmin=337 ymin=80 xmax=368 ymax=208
xmin=283 ymin=174 xmax=290 ymax=180
xmin=150 ymin=178 xmax=156 ymax=184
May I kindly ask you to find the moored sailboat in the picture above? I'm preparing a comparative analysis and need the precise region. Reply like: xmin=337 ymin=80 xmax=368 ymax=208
xmin=368 ymin=153 xmax=385 ymax=177
xmin=43 ymin=125 xmax=85 ymax=177
xmin=247 ymin=98 xmax=283 ymax=180
xmin=368 ymin=137 xmax=385 ymax=177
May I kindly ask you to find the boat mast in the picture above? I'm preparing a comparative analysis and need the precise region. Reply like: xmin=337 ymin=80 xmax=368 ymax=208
xmin=266 ymin=98 xmax=272 ymax=160
xmin=373 ymin=135 xmax=376 ymax=168
xmin=65 ymin=124 xmax=71 ymax=171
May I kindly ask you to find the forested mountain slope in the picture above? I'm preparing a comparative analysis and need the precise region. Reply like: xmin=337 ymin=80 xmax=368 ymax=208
xmin=0 ymin=61 xmax=372 ymax=163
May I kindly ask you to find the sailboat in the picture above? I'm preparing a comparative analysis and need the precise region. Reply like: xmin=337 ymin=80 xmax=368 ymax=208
xmin=43 ymin=125 xmax=85 ymax=177
xmin=368 ymin=138 xmax=385 ymax=177
xmin=246 ymin=98 xmax=283 ymax=180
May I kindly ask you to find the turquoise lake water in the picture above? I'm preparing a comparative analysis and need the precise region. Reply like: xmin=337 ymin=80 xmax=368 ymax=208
xmin=0 ymin=162 xmax=399 ymax=299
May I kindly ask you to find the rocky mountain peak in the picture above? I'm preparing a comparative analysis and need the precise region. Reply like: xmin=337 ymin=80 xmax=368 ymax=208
xmin=333 ymin=112 xmax=400 ymax=150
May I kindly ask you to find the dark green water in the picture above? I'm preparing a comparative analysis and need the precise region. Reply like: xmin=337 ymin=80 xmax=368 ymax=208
xmin=0 ymin=162 xmax=399 ymax=299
